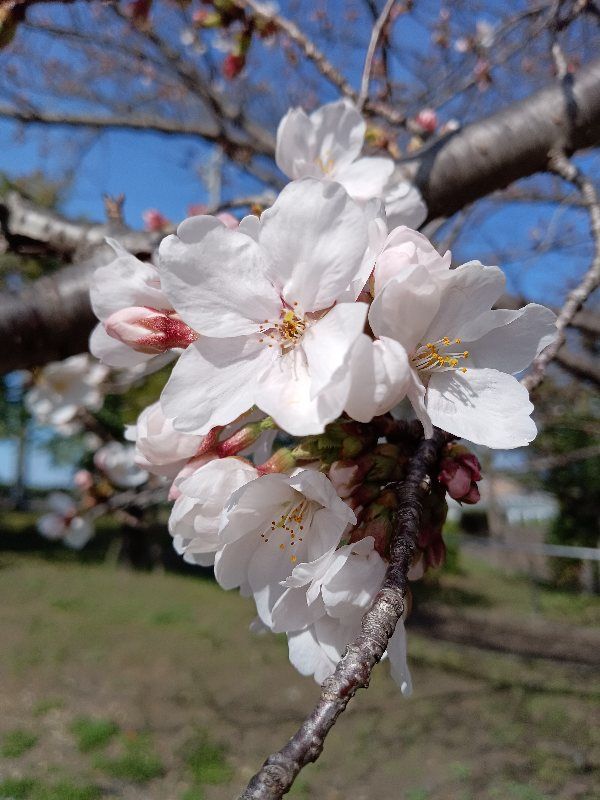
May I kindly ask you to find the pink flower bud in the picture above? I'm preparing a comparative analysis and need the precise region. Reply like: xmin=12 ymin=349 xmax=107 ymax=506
xmin=414 ymin=108 xmax=438 ymax=134
xmin=142 ymin=208 xmax=170 ymax=231
xmin=438 ymin=448 xmax=481 ymax=504
xmin=104 ymin=307 xmax=198 ymax=354
xmin=187 ymin=203 xmax=208 ymax=217
xmin=73 ymin=469 xmax=93 ymax=491
xmin=223 ymin=53 xmax=245 ymax=79
xmin=216 ymin=211 xmax=239 ymax=229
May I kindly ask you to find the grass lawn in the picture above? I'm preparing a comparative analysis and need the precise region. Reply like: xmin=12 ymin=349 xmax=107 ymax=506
xmin=0 ymin=549 xmax=598 ymax=800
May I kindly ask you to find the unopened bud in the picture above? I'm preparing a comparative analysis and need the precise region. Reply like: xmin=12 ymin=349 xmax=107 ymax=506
xmin=142 ymin=208 xmax=170 ymax=232
xmin=104 ymin=307 xmax=198 ymax=354
xmin=257 ymin=447 xmax=296 ymax=475
xmin=217 ymin=418 xmax=275 ymax=457
xmin=413 ymin=108 xmax=437 ymax=134
xmin=223 ymin=53 xmax=245 ymax=79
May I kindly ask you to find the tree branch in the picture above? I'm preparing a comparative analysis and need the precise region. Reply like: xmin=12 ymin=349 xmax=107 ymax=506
xmin=3 ymin=60 xmax=600 ymax=374
xmin=238 ymin=429 xmax=447 ymax=800
xmin=522 ymin=151 xmax=600 ymax=392
xmin=404 ymin=58 xmax=600 ymax=220
xmin=357 ymin=0 xmax=397 ymax=111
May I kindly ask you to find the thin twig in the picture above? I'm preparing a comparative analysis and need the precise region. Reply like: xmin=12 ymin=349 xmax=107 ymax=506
xmin=231 ymin=0 xmax=405 ymax=126
xmin=238 ymin=430 xmax=447 ymax=800
xmin=523 ymin=151 xmax=600 ymax=393
xmin=358 ymin=0 xmax=397 ymax=111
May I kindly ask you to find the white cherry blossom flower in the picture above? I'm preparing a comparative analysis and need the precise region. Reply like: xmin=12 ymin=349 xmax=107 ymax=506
xmin=134 ymin=401 xmax=206 ymax=479
xmin=25 ymin=354 xmax=108 ymax=429
xmin=158 ymin=179 xmax=372 ymax=436
xmin=169 ymin=457 xmax=258 ymax=567
xmin=94 ymin=441 xmax=149 ymax=488
xmin=352 ymin=260 xmax=556 ymax=448
xmin=37 ymin=492 xmax=94 ymax=550
xmin=281 ymin=537 xmax=412 ymax=693
xmin=215 ymin=469 xmax=355 ymax=627
xmin=275 ymin=99 xmax=427 ymax=228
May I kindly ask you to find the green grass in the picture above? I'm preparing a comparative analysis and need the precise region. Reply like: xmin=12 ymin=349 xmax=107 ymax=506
xmin=0 ymin=778 xmax=35 ymax=799
xmin=181 ymin=729 xmax=233 ymax=787
xmin=0 ymin=780 xmax=101 ymax=800
xmin=1 ymin=728 xmax=38 ymax=757
xmin=32 ymin=698 xmax=65 ymax=718
xmin=69 ymin=716 xmax=119 ymax=753
xmin=94 ymin=733 xmax=165 ymax=782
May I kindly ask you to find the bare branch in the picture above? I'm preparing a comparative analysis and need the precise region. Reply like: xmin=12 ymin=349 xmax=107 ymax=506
xmin=555 ymin=348 xmax=600 ymax=386
xmin=238 ymin=429 xmax=447 ymax=800
xmin=0 ymin=102 xmax=275 ymax=159
xmin=230 ymin=0 xmax=405 ymax=126
xmin=523 ymin=151 xmax=600 ymax=392
xmin=357 ymin=0 xmax=397 ymax=111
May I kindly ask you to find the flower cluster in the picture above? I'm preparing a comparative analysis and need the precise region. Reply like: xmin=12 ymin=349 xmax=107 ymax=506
xmin=89 ymin=99 xmax=556 ymax=689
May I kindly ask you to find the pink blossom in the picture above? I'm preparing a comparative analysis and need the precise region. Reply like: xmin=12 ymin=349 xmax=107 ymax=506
xmin=142 ymin=208 xmax=170 ymax=232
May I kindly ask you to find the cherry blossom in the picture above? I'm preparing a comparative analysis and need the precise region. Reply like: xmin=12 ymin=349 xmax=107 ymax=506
xmin=94 ymin=441 xmax=149 ymax=488
xmin=158 ymin=178 xmax=373 ymax=435
xmin=275 ymin=98 xmax=427 ymax=228
xmin=133 ymin=401 xmax=206 ymax=479
xmin=215 ymin=469 xmax=355 ymax=627
xmin=282 ymin=537 xmax=412 ymax=693
xmin=169 ymin=457 xmax=259 ymax=567
xmin=37 ymin=492 xmax=94 ymax=550
xmin=360 ymin=260 xmax=557 ymax=448
xmin=25 ymin=353 xmax=108 ymax=430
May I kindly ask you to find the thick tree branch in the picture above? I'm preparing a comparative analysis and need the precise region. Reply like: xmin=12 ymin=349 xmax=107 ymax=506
xmin=404 ymin=58 xmax=600 ymax=220
xmin=238 ymin=429 xmax=447 ymax=800
xmin=3 ymin=61 xmax=600 ymax=374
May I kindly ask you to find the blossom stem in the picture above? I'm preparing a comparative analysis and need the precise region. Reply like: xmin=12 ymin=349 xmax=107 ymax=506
xmin=237 ymin=428 xmax=448 ymax=800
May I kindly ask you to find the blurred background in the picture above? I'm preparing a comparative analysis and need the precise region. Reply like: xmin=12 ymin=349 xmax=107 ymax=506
xmin=0 ymin=1 xmax=598 ymax=798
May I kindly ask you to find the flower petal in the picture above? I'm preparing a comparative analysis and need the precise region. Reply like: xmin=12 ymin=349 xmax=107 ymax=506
xmin=158 ymin=221 xmax=280 ymax=336
xmin=310 ymin=99 xmax=366 ymax=173
xmin=258 ymin=179 xmax=369 ymax=312
xmin=369 ymin=266 xmax=441 ymax=351
xmin=161 ymin=337 xmax=272 ymax=434
xmin=336 ymin=156 xmax=394 ymax=202
xmin=275 ymin=107 xmax=317 ymax=178
xmin=384 ymin=181 xmax=428 ymax=229
xmin=460 ymin=304 xmax=557 ymax=375
xmin=426 ymin=368 xmax=536 ymax=448
xmin=302 ymin=302 xmax=368 ymax=398
xmin=423 ymin=262 xmax=505 ymax=343
xmin=387 ymin=620 xmax=413 ymax=696
xmin=89 ymin=324 xmax=157 ymax=368
xmin=90 ymin=243 xmax=170 ymax=320
xmin=254 ymin=347 xmax=348 ymax=435
xmin=345 ymin=335 xmax=411 ymax=422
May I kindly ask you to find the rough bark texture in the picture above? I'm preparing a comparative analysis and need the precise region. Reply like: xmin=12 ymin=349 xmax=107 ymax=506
xmin=2 ymin=60 xmax=600 ymax=373
xmin=238 ymin=430 xmax=447 ymax=800
xmin=403 ymin=58 xmax=600 ymax=219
